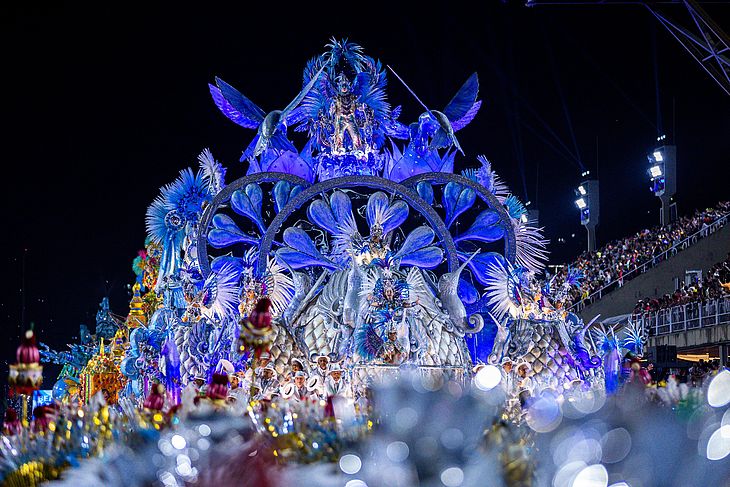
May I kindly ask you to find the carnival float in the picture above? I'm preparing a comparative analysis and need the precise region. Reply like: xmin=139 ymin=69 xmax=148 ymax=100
xmin=3 ymin=39 xmax=729 ymax=487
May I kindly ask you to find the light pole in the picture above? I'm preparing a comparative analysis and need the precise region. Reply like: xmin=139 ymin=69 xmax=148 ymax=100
xmin=575 ymin=173 xmax=599 ymax=252
xmin=648 ymin=137 xmax=677 ymax=226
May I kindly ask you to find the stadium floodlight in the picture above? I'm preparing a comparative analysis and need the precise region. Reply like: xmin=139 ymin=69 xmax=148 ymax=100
xmin=575 ymin=179 xmax=599 ymax=252
xmin=647 ymin=144 xmax=676 ymax=226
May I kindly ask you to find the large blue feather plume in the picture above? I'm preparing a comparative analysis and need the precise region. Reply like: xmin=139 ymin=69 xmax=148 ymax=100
xmin=306 ymin=191 xmax=359 ymax=262
xmin=463 ymin=156 xmax=509 ymax=202
xmin=145 ymin=194 xmax=171 ymax=245
xmin=146 ymin=167 xmax=213 ymax=289
xmin=504 ymin=195 xmax=527 ymax=220
xmin=355 ymin=323 xmax=384 ymax=361
xmin=353 ymin=59 xmax=390 ymax=120
xmin=565 ymin=266 xmax=584 ymax=288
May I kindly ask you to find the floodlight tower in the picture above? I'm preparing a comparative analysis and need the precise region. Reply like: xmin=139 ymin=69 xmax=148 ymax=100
xmin=647 ymin=136 xmax=677 ymax=226
xmin=575 ymin=172 xmax=599 ymax=252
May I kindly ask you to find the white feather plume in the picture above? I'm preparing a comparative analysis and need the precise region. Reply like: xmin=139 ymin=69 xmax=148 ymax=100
xmin=482 ymin=258 xmax=519 ymax=321
xmin=198 ymin=148 xmax=226 ymax=196
xmin=513 ymin=217 xmax=549 ymax=273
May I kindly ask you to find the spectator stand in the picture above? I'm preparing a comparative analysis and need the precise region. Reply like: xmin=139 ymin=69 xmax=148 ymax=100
xmin=556 ymin=202 xmax=730 ymax=312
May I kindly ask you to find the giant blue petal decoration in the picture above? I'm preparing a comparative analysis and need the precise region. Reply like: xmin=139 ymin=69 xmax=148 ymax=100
xmin=307 ymin=198 xmax=339 ymax=235
xmin=398 ymin=247 xmax=444 ymax=268
xmin=265 ymin=151 xmax=314 ymax=183
xmin=273 ymin=181 xmax=303 ymax=214
xmin=454 ymin=209 xmax=504 ymax=243
xmin=208 ymin=214 xmax=260 ymax=248
xmin=392 ymin=226 xmax=443 ymax=268
xmin=330 ymin=191 xmax=355 ymax=232
xmin=457 ymin=251 xmax=507 ymax=286
xmin=458 ymin=278 xmax=479 ymax=305
xmin=211 ymin=255 xmax=246 ymax=277
xmin=393 ymin=226 xmax=435 ymax=257
xmin=416 ymin=181 xmax=434 ymax=206
xmin=231 ymin=183 xmax=266 ymax=234
xmin=384 ymin=143 xmax=403 ymax=178
xmin=389 ymin=146 xmax=442 ymax=182
xmin=276 ymin=227 xmax=339 ymax=270
xmin=439 ymin=149 xmax=456 ymax=174
xmin=443 ymin=182 xmax=476 ymax=228
xmin=366 ymin=192 xmax=409 ymax=234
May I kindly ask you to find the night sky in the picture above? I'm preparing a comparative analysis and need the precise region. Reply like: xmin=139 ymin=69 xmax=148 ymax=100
xmin=1 ymin=3 xmax=729 ymax=386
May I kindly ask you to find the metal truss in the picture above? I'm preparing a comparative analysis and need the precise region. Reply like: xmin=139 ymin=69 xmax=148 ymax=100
xmin=526 ymin=0 xmax=730 ymax=95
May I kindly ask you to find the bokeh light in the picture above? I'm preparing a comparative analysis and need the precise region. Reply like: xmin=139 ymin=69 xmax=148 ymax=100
xmin=170 ymin=434 xmax=186 ymax=450
xmin=526 ymin=391 xmax=563 ymax=433
xmin=386 ymin=441 xmax=410 ymax=463
xmin=572 ymin=464 xmax=608 ymax=487
xmin=706 ymin=425 xmax=730 ymax=461
xmin=440 ymin=466 xmax=464 ymax=487
xmin=474 ymin=365 xmax=502 ymax=391
xmin=600 ymin=428 xmax=632 ymax=464
xmin=707 ymin=370 xmax=730 ymax=408
xmin=339 ymin=453 xmax=363 ymax=474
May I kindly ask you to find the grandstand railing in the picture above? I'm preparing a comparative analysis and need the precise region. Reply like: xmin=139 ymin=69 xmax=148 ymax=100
xmin=632 ymin=296 xmax=730 ymax=337
xmin=569 ymin=213 xmax=729 ymax=312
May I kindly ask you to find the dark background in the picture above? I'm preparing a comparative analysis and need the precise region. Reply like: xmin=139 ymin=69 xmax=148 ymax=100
xmin=1 ymin=2 xmax=728 ymax=388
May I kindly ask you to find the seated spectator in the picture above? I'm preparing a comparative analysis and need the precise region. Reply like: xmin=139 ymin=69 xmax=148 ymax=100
xmin=632 ymin=252 xmax=730 ymax=313
xmin=553 ymin=201 xmax=729 ymax=308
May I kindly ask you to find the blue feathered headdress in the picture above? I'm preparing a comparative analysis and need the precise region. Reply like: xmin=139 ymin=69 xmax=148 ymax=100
xmin=146 ymin=168 xmax=215 ymax=290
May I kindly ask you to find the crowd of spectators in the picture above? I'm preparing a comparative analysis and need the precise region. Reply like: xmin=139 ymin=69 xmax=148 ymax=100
xmin=553 ymin=201 xmax=730 ymax=308
xmin=652 ymin=359 xmax=723 ymax=386
xmin=633 ymin=253 xmax=730 ymax=314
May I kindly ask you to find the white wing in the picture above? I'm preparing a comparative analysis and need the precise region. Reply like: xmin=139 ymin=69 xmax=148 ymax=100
xmin=482 ymin=258 xmax=519 ymax=321
xmin=264 ymin=256 xmax=295 ymax=317
xmin=197 ymin=148 xmax=226 ymax=197
xmin=513 ymin=218 xmax=549 ymax=273
xmin=358 ymin=268 xmax=381 ymax=318
xmin=201 ymin=262 xmax=240 ymax=321
xmin=405 ymin=267 xmax=442 ymax=318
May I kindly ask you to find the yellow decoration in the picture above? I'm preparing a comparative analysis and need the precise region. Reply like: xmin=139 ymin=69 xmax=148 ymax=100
xmin=110 ymin=328 xmax=129 ymax=365
xmin=79 ymin=339 xmax=124 ymax=405
xmin=1 ymin=460 xmax=66 ymax=487
xmin=127 ymin=281 xmax=147 ymax=328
